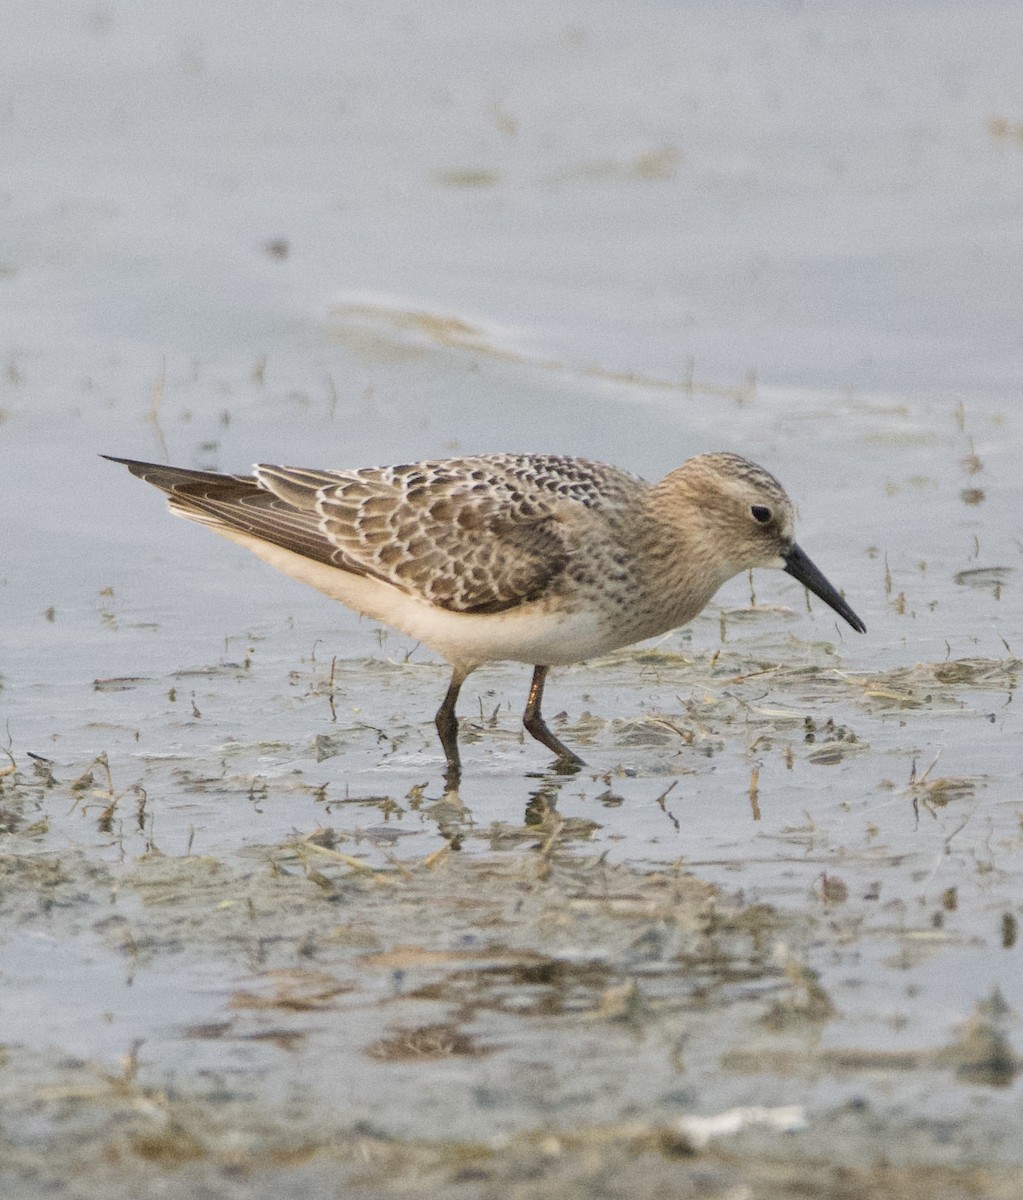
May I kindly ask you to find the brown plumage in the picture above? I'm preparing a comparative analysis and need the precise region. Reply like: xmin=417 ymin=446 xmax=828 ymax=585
xmin=106 ymin=451 xmax=865 ymax=782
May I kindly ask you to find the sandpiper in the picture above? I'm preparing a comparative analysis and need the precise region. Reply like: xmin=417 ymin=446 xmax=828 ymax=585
xmin=106 ymin=452 xmax=865 ymax=780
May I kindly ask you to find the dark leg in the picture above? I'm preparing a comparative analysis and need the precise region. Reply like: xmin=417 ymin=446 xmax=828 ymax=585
xmin=435 ymin=669 xmax=466 ymax=785
xmin=522 ymin=665 xmax=585 ymax=767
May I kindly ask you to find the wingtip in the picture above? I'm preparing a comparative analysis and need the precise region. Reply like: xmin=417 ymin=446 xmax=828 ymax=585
xmin=102 ymin=455 xmax=162 ymax=478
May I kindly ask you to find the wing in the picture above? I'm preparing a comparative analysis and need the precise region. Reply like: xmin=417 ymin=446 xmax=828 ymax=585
xmin=105 ymin=454 xmax=629 ymax=614
xmin=103 ymin=457 xmax=337 ymax=566
xmin=256 ymin=457 xmax=587 ymax=613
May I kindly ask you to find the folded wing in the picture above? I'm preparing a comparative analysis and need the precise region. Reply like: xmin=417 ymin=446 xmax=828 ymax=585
xmin=106 ymin=456 xmax=584 ymax=614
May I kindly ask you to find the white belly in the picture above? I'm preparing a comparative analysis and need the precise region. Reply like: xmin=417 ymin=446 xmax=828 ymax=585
xmin=214 ymin=529 xmax=611 ymax=671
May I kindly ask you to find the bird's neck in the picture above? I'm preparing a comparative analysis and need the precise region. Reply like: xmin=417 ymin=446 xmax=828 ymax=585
xmin=633 ymin=483 xmax=737 ymax=630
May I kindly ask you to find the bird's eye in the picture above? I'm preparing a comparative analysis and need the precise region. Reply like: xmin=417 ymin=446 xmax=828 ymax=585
xmin=750 ymin=504 xmax=772 ymax=525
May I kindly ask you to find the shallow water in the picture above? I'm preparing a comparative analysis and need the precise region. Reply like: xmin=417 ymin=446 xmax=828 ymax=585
xmin=2 ymin=2 xmax=1023 ymax=1195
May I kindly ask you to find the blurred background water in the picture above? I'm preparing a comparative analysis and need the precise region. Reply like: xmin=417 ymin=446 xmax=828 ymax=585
xmin=1 ymin=0 xmax=1022 ymax=1167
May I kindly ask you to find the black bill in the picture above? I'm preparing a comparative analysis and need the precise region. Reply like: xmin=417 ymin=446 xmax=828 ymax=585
xmin=783 ymin=543 xmax=866 ymax=634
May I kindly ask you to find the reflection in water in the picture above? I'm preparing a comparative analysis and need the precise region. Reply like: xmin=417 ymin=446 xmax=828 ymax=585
xmin=524 ymin=779 xmax=560 ymax=827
